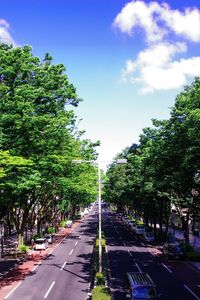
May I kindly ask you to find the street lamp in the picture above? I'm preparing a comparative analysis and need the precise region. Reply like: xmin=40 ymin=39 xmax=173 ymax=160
xmin=72 ymin=158 xmax=127 ymax=273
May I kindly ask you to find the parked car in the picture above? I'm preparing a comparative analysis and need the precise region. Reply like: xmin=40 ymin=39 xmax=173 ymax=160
xmin=44 ymin=234 xmax=54 ymax=244
xmin=163 ymin=242 xmax=184 ymax=259
xmin=84 ymin=208 xmax=89 ymax=215
xmin=134 ymin=224 xmax=146 ymax=235
xmin=65 ymin=220 xmax=73 ymax=228
xmin=34 ymin=238 xmax=48 ymax=250
xmin=143 ymin=232 xmax=155 ymax=243
xmin=129 ymin=220 xmax=136 ymax=231
xmin=123 ymin=217 xmax=130 ymax=225
xmin=126 ymin=272 xmax=159 ymax=299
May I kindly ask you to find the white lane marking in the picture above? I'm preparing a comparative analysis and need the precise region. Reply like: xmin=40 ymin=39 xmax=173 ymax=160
xmin=44 ymin=281 xmax=55 ymax=299
xmin=75 ymin=241 xmax=78 ymax=246
xmin=135 ymin=263 xmax=142 ymax=273
xmin=161 ymin=263 xmax=172 ymax=273
xmin=184 ymin=285 xmax=200 ymax=300
xmin=32 ymin=261 xmax=42 ymax=272
xmin=4 ymin=282 xmax=22 ymax=299
xmin=48 ymin=249 xmax=54 ymax=256
xmin=128 ymin=250 xmax=132 ymax=256
xmin=57 ymin=241 xmax=62 ymax=246
xmin=148 ymin=250 xmax=155 ymax=257
xmin=60 ymin=261 xmax=67 ymax=271
xmin=69 ymin=249 xmax=74 ymax=256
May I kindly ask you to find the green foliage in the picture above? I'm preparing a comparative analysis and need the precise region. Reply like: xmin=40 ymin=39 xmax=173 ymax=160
xmin=186 ymin=252 xmax=200 ymax=261
xmin=0 ymin=44 xmax=100 ymax=244
xmin=48 ymin=227 xmax=56 ymax=233
xmin=105 ymin=77 xmax=200 ymax=235
xmin=18 ymin=244 xmax=29 ymax=253
xmin=60 ymin=220 xmax=66 ymax=227
xmin=95 ymin=272 xmax=105 ymax=285
xmin=92 ymin=286 xmax=111 ymax=300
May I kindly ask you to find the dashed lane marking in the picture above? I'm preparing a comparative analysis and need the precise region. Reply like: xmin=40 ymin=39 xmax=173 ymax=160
xmin=128 ymin=250 xmax=132 ymax=257
xmin=161 ymin=263 xmax=172 ymax=273
xmin=184 ymin=285 xmax=200 ymax=300
xmin=44 ymin=281 xmax=55 ymax=299
xmin=32 ymin=261 xmax=42 ymax=272
xmin=4 ymin=282 xmax=22 ymax=299
xmin=135 ymin=263 xmax=142 ymax=273
xmin=60 ymin=261 xmax=67 ymax=271
xmin=69 ymin=249 xmax=74 ymax=256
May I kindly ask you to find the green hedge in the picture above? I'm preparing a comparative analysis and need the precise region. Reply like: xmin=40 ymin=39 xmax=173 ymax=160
xmin=186 ymin=252 xmax=200 ymax=261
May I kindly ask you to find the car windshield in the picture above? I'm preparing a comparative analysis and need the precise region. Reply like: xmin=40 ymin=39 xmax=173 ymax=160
xmin=137 ymin=225 xmax=144 ymax=229
xmin=35 ymin=240 xmax=45 ymax=244
xmin=133 ymin=287 xmax=157 ymax=299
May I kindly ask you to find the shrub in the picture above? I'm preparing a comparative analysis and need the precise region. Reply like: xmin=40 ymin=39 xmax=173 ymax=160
xmin=48 ymin=227 xmax=56 ymax=234
xmin=95 ymin=272 xmax=105 ymax=285
xmin=186 ymin=252 xmax=200 ymax=261
xmin=18 ymin=244 xmax=29 ymax=253
xmin=92 ymin=286 xmax=111 ymax=300
xmin=60 ymin=220 xmax=66 ymax=227
xmin=180 ymin=242 xmax=193 ymax=252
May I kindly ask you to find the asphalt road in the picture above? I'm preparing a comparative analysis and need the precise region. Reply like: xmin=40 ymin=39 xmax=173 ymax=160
xmin=103 ymin=211 xmax=200 ymax=300
xmin=5 ymin=212 xmax=97 ymax=300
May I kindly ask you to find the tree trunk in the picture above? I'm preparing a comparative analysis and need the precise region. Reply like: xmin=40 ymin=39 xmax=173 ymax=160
xmin=18 ymin=231 xmax=24 ymax=246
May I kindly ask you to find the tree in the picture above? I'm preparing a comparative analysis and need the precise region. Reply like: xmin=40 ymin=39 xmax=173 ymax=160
xmin=0 ymin=44 xmax=83 ymax=244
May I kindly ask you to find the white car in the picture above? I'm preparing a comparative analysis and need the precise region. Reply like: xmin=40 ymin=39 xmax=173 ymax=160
xmin=84 ymin=208 xmax=89 ymax=215
xmin=65 ymin=220 xmax=73 ymax=228
xmin=34 ymin=238 xmax=48 ymax=250
xmin=44 ymin=234 xmax=54 ymax=244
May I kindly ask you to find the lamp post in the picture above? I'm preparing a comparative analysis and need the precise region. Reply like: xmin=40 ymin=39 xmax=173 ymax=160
xmin=72 ymin=158 xmax=127 ymax=273
xmin=98 ymin=162 xmax=102 ymax=273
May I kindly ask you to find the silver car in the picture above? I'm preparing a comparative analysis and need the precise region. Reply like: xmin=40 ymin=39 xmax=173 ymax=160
xmin=34 ymin=238 xmax=48 ymax=250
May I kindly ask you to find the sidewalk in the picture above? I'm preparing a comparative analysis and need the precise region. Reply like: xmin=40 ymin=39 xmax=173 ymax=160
xmin=0 ymin=223 xmax=80 ymax=300
xmin=169 ymin=227 xmax=200 ymax=271
xmin=172 ymin=227 xmax=200 ymax=250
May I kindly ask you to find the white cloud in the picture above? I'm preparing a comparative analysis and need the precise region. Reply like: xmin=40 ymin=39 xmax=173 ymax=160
xmin=113 ymin=1 xmax=200 ymax=93
xmin=113 ymin=1 xmax=200 ymax=42
xmin=160 ymin=6 xmax=200 ymax=42
xmin=122 ymin=42 xmax=200 ymax=94
xmin=0 ymin=19 xmax=16 ymax=46
xmin=113 ymin=1 xmax=166 ymax=43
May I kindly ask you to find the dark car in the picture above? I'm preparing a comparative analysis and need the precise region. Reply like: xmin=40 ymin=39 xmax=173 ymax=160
xmin=126 ymin=272 xmax=160 ymax=299
xmin=163 ymin=242 xmax=184 ymax=259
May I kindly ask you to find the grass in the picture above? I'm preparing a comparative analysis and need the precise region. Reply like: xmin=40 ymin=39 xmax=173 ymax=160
xmin=92 ymin=286 xmax=111 ymax=300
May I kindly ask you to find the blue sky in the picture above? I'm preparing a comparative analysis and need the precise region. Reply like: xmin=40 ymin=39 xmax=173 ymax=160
xmin=1 ymin=0 xmax=200 ymax=168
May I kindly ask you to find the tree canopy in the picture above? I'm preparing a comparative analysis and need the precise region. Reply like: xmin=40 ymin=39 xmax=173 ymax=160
xmin=0 ymin=44 xmax=99 ymax=244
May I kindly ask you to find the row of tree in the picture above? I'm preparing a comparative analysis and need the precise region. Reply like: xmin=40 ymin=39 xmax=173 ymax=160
xmin=0 ymin=44 xmax=99 ymax=245
xmin=105 ymin=77 xmax=200 ymax=243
